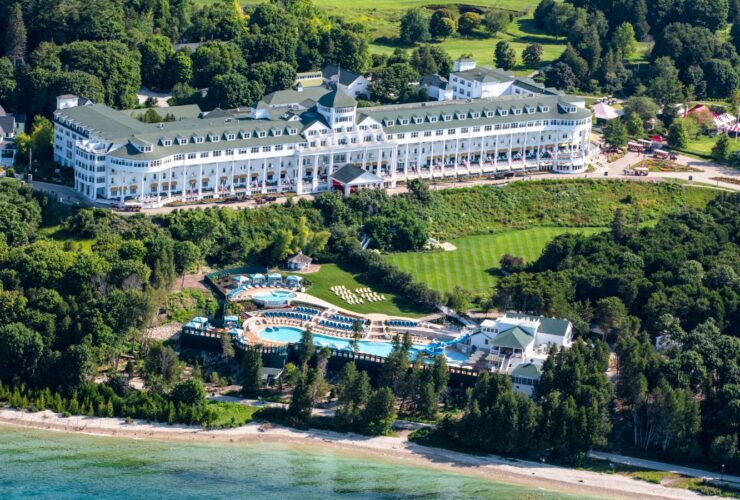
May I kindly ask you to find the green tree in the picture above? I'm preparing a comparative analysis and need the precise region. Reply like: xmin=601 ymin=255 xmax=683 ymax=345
xmin=28 ymin=116 xmax=54 ymax=166
xmin=206 ymin=73 xmax=264 ymax=109
xmin=594 ymin=296 xmax=628 ymax=338
xmin=429 ymin=9 xmax=456 ymax=39
xmin=625 ymin=112 xmax=645 ymax=138
xmin=611 ymin=22 xmax=638 ymax=60
xmin=457 ymin=12 xmax=481 ymax=37
xmin=522 ymin=43 xmax=543 ymax=68
xmin=169 ymin=50 xmax=193 ymax=87
xmin=288 ymin=372 xmax=313 ymax=422
xmin=370 ymin=63 xmax=419 ymax=102
xmin=297 ymin=325 xmax=315 ymax=369
xmin=494 ymin=41 xmax=516 ymax=70
xmin=484 ymin=9 xmax=510 ymax=36
xmin=191 ymin=41 xmax=246 ymax=88
xmin=0 ymin=323 xmax=43 ymax=382
xmin=647 ymin=57 xmax=685 ymax=106
xmin=667 ymin=120 xmax=689 ymax=149
xmin=240 ymin=347 xmax=263 ymax=396
xmin=399 ymin=9 xmax=430 ymax=45
xmin=140 ymin=35 xmax=174 ymax=90
xmin=4 ymin=3 xmax=27 ymax=64
xmin=712 ymin=134 xmax=731 ymax=162
xmin=170 ymin=379 xmax=207 ymax=406
xmin=603 ymin=118 xmax=627 ymax=148
xmin=361 ymin=387 xmax=397 ymax=435
xmin=0 ymin=57 xmax=16 ymax=104
xmin=173 ymin=240 xmax=201 ymax=274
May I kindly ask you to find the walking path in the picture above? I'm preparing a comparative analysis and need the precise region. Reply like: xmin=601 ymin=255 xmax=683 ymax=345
xmin=590 ymin=450 xmax=740 ymax=487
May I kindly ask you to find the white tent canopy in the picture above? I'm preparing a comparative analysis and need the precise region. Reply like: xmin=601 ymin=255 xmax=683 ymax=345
xmin=593 ymin=102 xmax=623 ymax=121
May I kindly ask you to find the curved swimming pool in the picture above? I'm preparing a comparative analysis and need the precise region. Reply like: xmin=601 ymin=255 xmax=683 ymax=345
xmin=257 ymin=326 xmax=467 ymax=365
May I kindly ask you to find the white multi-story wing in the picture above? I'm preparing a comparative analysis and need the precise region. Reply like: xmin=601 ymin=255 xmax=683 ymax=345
xmin=53 ymin=77 xmax=592 ymax=206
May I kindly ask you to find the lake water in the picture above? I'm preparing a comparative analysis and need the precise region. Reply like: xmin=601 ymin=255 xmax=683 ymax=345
xmin=0 ymin=425 xmax=575 ymax=499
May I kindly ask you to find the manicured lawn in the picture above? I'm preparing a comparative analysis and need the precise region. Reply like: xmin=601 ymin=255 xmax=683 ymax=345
xmin=39 ymin=225 xmax=95 ymax=252
xmin=680 ymin=134 xmax=740 ymax=158
xmin=298 ymin=263 xmax=431 ymax=317
xmin=386 ymin=227 xmax=605 ymax=295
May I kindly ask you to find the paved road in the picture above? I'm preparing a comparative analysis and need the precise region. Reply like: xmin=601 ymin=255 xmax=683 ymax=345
xmin=30 ymin=180 xmax=95 ymax=206
xmin=589 ymin=450 xmax=740 ymax=487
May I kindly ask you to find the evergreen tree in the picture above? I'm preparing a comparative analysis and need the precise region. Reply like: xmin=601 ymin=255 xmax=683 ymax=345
xmin=711 ymin=134 xmax=731 ymax=162
xmin=625 ymin=112 xmax=645 ymax=137
xmin=240 ymin=347 xmax=263 ymax=396
xmin=522 ymin=43 xmax=543 ymax=68
xmin=288 ymin=373 xmax=313 ymax=423
xmin=297 ymin=325 xmax=316 ymax=370
xmin=494 ymin=41 xmax=516 ymax=70
xmin=667 ymin=121 xmax=689 ymax=149
xmin=4 ymin=3 xmax=27 ymax=65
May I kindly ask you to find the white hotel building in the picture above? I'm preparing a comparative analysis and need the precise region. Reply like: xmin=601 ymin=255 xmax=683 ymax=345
xmin=53 ymin=76 xmax=592 ymax=206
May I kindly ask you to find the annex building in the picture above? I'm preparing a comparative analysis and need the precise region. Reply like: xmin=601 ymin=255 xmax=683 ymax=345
xmin=53 ymin=72 xmax=592 ymax=207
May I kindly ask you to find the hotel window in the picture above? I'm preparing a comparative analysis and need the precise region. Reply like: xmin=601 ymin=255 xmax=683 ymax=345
xmin=174 ymin=154 xmax=184 ymax=161
xmin=188 ymin=153 xmax=196 ymax=159
xmin=213 ymin=151 xmax=222 ymax=157
xmin=485 ymin=125 xmax=493 ymax=131
xmin=428 ymin=116 xmax=438 ymax=123
xmin=499 ymin=110 xmax=508 ymax=116
xmin=227 ymin=134 xmax=236 ymax=140
xmin=251 ymin=147 xmax=259 ymax=153
xmin=194 ymin=137 xmax=204 ymax=143
xmin=225 ymin=149 xmax=234 ymax=155
xmin=461 ymin=128 xmax=469 ymax=133
xmin=273 ymin=130 xmax=283 ymax=136
xmin=162 ymin=140 xmax=172 ymax=147
xmin=423 ymin=131 xmax=432 ymax=137
xmin=387 ymin=135 xmax=393 ymax=140
xmin=399 ymin=119 xmax=409 ymax=125
xmin=435 ymin=130 xmax=444 ymax=136
xmin=262 ymin=146 xmax=271 ymax=152
xmin=447 ymin=129 xmax=456 ymax=135
xmin=210 ymin=135 xmax=220 ymax=142
xmin=275 ymin=145 xmax=283 ymax=151
xmin=256 ymin=131 xmax=266 ymax=138
xmin=397 ymin=133 xmax=405 ymax=139
xmin=473 ymin=126 xmax=480 ymax=132
xmin=411 ymin=132 xmax=419 ymax=138
xmin=200 ymin=152 xmax=209 ymax=158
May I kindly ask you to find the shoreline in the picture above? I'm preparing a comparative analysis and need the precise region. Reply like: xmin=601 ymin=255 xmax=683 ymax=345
xmin=0 ymin=408 xmax=703 ymax=499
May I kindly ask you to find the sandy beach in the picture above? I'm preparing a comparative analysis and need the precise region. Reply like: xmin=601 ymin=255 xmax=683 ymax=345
xmin=0 ymin=408 xmax=708 ymax=499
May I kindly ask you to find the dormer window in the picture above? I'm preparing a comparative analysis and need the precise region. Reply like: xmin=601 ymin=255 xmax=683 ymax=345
xmin=499 ymin=109 xmax=508 ymax=116
xmin=525 ymin=106 xmax=533 ymax=114
xmin=485 ymin=111 xmax=494 ymax=117
xmin=255 ymin=130 xmax=267 ymax=138
xmin=209 ymin=134 xmax=220 ymax=142
xmin=398 ymin=118 xmax=409 ymax=125
xmin=272 ymin=129 xmax=282 ymax=136
xmin=384 ymin=119 xmax=393 ymax=127
xmin=512 ymin=108 xmax=521 ymax=115
xmin=540 ymin=105 xmax=550 ymax=113
xmin=239 ymin=131 xmax=249 ymax=139
xmin=193 ymin=136 xmax=204 ymax=144
xmin=470 ymin=112 xmax=480 ymax=119
xmin=226 ymin=133 xmax=236 ymax=141
xmin=413 ymin=117 xmax=422 ymax=124
xmin=287 ymin=128 xmax=297 ymax=135
xmin=177 ymin=137 xmax=187 ymax=145
xmin=456 ymin=112 xmax=466 ymax=120
xmin=428 ymin=116 xmax=438 ymax=123
xmin=161 ymin=139 xmax=172 ymax=147
xmin=442 ymin=114 xmax=452 ymax=121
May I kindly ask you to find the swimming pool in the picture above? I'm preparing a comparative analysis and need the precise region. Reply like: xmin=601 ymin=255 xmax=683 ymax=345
xmin=257 ymin=326 xmax=467 ymax=365
xmin=251 ymin=290 xmax=297 ymax=308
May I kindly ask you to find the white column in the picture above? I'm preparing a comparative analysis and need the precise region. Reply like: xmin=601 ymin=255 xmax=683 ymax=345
xmin=296 ymin=154 xmax=304 ymax=193
xmin=230 ymin=154 xmax=235 ymax=194
xmin=404 ymin=143 xmax=410 ymax=179
xmin=453 ymin=138 xmax=460 ymax=178
xmin=312 ymin=155 xmax=318 ymax=190
xmin=197 ymin=165 xmax=203 ymax=198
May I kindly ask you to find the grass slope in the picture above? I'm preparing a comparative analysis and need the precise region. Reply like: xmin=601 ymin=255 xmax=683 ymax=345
xmin=387 ymin=227 xmax=605 ymax=294
xmin=427 ymin=180 xmax=720 ymax=239
xmin=299 ymin=263 xmax=429 ymax=317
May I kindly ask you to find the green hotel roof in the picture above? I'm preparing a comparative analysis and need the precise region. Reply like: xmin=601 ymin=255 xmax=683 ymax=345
xmin=55 ymin=90 xmax=590 ymax=161
xmin=491 ymin=327 xmax=534 ymax=350
xmin=504 ymin=312 xmax=570 ymax=336
xmin=511 ymin=362 xmax=542 ymax=380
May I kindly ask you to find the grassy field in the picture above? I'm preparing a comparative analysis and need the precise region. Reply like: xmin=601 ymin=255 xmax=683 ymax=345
xmin=679 ymin=134 xmax=740 ymax=158
xmin=207 ymin=402 xmax=261 ymax=428
xmin=39 ymin=225 xmax=95 ymax=252
xmin=298 ymin=263 xmax=430 ymax=317
xmin=386 ymin=227 xmax=605 ymax=295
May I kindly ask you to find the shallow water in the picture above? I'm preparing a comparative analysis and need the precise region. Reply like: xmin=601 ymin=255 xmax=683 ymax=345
xmin=0 ymin=425 xmax=577 ymax=499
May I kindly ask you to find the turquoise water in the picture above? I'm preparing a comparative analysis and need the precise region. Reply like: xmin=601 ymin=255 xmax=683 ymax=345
xmin=257 ymin=327 xmax=468 ymax=365
xmin=0 ymin=426 xmax=574 ymax=499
